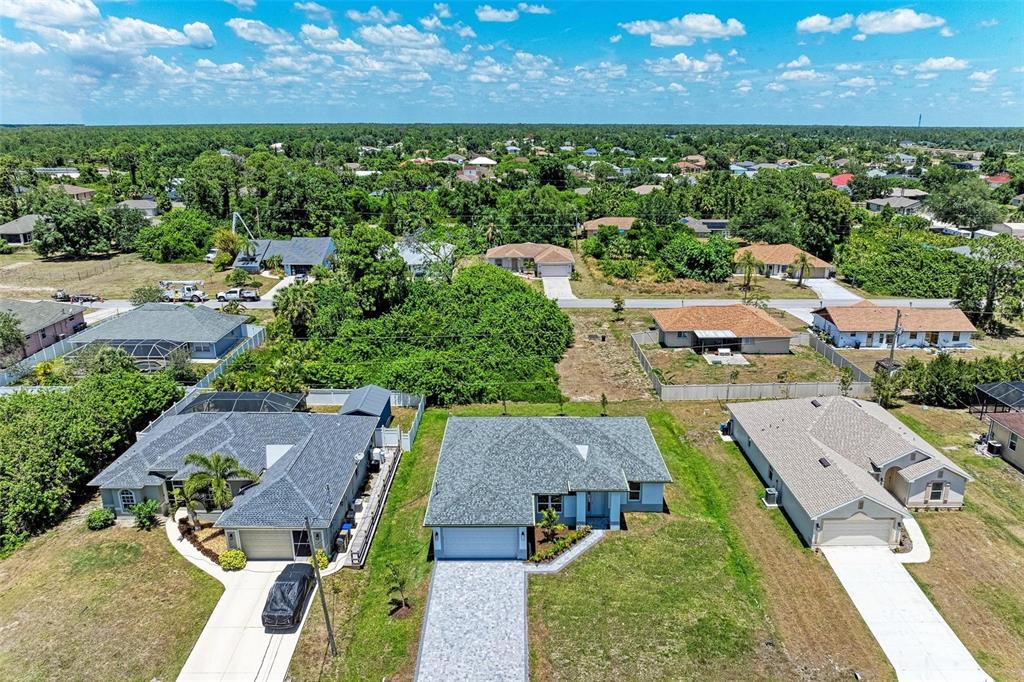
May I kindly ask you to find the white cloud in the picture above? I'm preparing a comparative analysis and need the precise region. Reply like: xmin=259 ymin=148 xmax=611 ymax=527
xmin=834 ymin=63 xmax=862 ymax=71
xmin=939 ymin=26 xmax=954 ymax=38
xmin=781 ymin=54 xmax=810 ymax=69
xmin=609 ymin=34 xmax=621 ymax=44
xmin=226 ymin=18 xmax=292 ymax=44
xmin=734 ymin=78 xmax=751 ymax=93
xmin=105 ymin=17 xmax=194 ymax=49
xmin=300 ymin=24 xmax=365 ymax=52
xmin=224 ymin=0 xmax=256 ymax=10
xmin=184 ymin=22 xmax=216 ymax=49
xmin=0 ymin=35 xmax=45 ymax=55
xmin=620 ymin=13 xmax=745 ymax=47
xmin=668 ymin=82 xmax=687 ymax=93
xmin=916 ymin=56 xmax=968 ymax=71
xmin=839 ymin=76 xmax=875 ymax=88
xmin=356 ymin=23 xmax=440 ymax=48
xmin=516 ymin=3 xmax=551 ymax=14
xmin=646 ymin=50 xmax=724 ymax=76
xmin=454 ymin=23 xmax=476 ymax=39
xmin=0 ymin=0 xmax=100 ymax=27
xmin=979 ymin=19 xmax=999 ymax=29
xmin=795 ymin=13 xmax=853 ymax=34
xmin=778 ymin=69 xmax=826 ymax=82
xmin=196 ymin=57 xmax=256 ymax=81
xmin=838 ymin=90 xmax=858 ymax=99
xmin=346 ymin=6 xmax=400 ymax=23
xmin=915 ymin=72 xmax=939 ymax=81
xmin=476 ymin=5 xmax=519 ymax=22
xmin=852 ymin=33 xmax=866 ymax=41
xmin=765 ymin=82 xmax=787 ymax=92
xmin=433 ymin=3 xmax=451 ymax=18
xmin=892 ymin=65 xmax=910 ymax=76
xmin=294 ymin=2 xmax=331 ymax=21
xmin=468 ymin=56 xmax=509 ymax=82
xmin=419 ymin=15 xmax=442 ymax=30
xmin=855 ymin=9 xmax=945 ymax=36
xmin=968 ymin=69 xmax=997 ymax=84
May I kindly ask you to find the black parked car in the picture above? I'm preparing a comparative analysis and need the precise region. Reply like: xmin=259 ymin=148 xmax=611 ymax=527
xmin=261 ymin=563 xmax=315 ymax=630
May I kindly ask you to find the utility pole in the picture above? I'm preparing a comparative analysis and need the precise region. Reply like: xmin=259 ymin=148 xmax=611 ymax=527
xmin=305 ymin=516 xmax=337 ymax=657
xmin=888 ymin=309 xmax=902 ymax=365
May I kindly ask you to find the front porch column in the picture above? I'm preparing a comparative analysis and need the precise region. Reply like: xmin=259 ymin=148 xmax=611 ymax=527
xmin=609 ymin=493 xmax=621 ymax=530
xmin=575 ymin=493 xmax=586 ymax=528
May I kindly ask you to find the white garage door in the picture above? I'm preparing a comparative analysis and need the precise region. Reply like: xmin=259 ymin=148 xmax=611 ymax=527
xmin=819 ymin=518 xmax=894 ymax=546
xmin=440 ymin=527 xmax=519 ymax=560
xmin=538 ymin=264 xmax=572 ymax=278
xmin=240 ymin=529 xmax=294 ymax=560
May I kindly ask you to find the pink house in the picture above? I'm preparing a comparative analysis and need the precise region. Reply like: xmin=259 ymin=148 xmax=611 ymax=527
xmin=0 ymin=299 xmax=86 ymax=364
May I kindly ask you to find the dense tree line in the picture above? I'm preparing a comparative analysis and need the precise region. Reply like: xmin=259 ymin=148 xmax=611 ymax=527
xmin=0 ymin=369 xmax=181 ymax=556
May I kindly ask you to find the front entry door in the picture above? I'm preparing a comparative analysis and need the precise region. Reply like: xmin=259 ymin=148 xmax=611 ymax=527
xmin=587 ymin=492 xmax=608 ymax=518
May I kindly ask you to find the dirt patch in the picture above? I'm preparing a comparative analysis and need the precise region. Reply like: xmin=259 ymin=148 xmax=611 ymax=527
xmin=557 ymin=310 xmax=654 ymax=401
xmin=645 ymin=345 xmax=841 ymax=385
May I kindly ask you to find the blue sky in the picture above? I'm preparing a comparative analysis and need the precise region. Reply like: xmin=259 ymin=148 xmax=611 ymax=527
xmin=0 ymin=1 xmax=1021 ymax=125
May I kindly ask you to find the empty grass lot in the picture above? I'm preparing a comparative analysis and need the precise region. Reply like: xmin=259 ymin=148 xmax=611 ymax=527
xmin=893 ymin=405 xmax=1024 ymax=681
xmin=557 ymin=310 xmax=655 ymax=401
xmin=0 ymin=251 xmax=276 ymax=299
xmin=0 ymin=509 xmax=222 ymax=682
xmin=570 ymin=254 xmax=820 ymax=300
xmin=643 ymin=344 xmax=841 ymax=385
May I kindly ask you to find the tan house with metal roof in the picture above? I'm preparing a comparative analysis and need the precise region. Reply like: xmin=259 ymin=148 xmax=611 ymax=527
xmin=812 ymin=301 xmax=976 ymax=349
xmin=485 ymin=242 xmax=575 ymax=277
xmin=653 ymin=304 xmax=793 ymax=354
xmin=735 ymin=243 xmax=835 ymax=279
xmin=729 ymin=397 xmax=972 ymax=547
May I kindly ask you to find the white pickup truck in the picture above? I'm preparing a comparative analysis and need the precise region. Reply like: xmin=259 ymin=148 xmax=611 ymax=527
xmin=160 ymin=280 xmax=208 ymax=302
xmin=216 ymin=288 xmax=260 ymax=302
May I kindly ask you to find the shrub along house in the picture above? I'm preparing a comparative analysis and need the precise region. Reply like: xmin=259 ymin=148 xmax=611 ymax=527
xmin=89 ymin=405 xmax=391 ymax=561
xmin=812 ymin=301 xmax=976 ymax=349
xmin=729 ymin=397 xmax=972 ymax=548
xmin=652 ymin=304 xmax=794 ymax=355
xmin=424 ymin=417 xmax=672 ymax=560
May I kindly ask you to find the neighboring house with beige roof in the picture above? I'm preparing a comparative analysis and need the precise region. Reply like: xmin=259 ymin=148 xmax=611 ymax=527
xmin=812 ymin=301 xmax=976 ymax=349
xmin=986 ymin=412 xmax=1024 ymax=471
xmin=729 ymin=396 xmax=972 ymax=547
xmin=631 ymin=184 xmax=663 ymax=195
xmin=735 ymin=243 xmax=834 ymax=279
xmin=653 ymin=304 xmax=793 ymax=354
xmin=56 ymin=184 xmax=95 ymax=203
xmin=485 ymin=242 xmax=575 ymax=277
xmin=581 ymin=216 xmax=636 ymax=238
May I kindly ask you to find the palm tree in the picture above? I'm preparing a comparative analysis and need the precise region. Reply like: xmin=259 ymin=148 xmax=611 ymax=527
xmin=791 ymin=251 xmax=811 ymax=287
xmin=737 ymin=250 xmax=762 ymax=290
xmin=172 ymin=486 xmax=205 ymax=530
xmin=183 ymin=452 xmax=261 ymax=511
xmin=273 ymin=280 xmax=316 ymax=337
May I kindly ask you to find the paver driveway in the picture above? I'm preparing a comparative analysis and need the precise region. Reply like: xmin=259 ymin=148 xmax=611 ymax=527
xmin=415 ymin=562 xmax=527 ymax=682
xmin=822 ymin=546 xmax=991 ymax=682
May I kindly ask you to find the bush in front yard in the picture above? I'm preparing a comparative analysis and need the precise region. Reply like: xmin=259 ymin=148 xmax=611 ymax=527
xmin=131 ymin=499 xmax=161 ymax=530
xmin=310 ymin=548 xmax=329 ymax=570
xmin=219 ymin=549 xmax=247 ymax=571
xmin=85 ymin=507 xmax=116 ymax=531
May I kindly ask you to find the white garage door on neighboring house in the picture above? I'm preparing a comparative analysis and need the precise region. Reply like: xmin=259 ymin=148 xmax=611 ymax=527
xmin=819 ymin=517 xmax=894 ymax=546
xmin=538 ymin=263 xmax=572 ymax=278
xmin=240 ymin=529 xmax=294 ymax=560
xmin=440 ymin=527 xmax=519 ymax=560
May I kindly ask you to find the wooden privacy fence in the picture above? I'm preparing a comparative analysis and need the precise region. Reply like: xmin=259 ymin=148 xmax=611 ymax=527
xmin=630 ymin=331 xmax=872 ymax=402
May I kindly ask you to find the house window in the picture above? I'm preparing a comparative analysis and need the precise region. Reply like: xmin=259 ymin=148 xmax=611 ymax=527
xmin=119 ymin=489 xmax=136 ymax=509
xmin=677 ymin=331 xmax=683 ymax=338
xmin=768 ymin=467 xmax=774 ymax=481
xmin=857 ymin=500 xmax=865 ymax=510
xmin=1010 ymin=434 xmax=1018 ymax=452
xmin=537 ymin=495 xmax=562 ymax=513
xmin=929 ymin=482 xmax=944 ymax=501
xmin=192 ymin=343 xmax=211 ymax=353
xmin=628 ymin=482 xmax=641 ymax=502
xmin=937 ymin=470 xmax=943 ymax=479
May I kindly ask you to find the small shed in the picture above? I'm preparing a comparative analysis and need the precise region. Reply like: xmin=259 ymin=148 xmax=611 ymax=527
xmin=340 ymin=385 xmax=392 ymax=427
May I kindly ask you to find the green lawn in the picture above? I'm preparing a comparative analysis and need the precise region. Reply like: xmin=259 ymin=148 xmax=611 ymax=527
xmin=0 ymin=512 xmax=222 ymax=682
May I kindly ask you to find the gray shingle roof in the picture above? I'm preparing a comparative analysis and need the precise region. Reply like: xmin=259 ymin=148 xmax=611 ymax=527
xmin=89 ymin=412 xmax=378 ymax=528
xmin=339 ymin=384 xmax=390 ymax=417
xmin=424 ymin=417 xmax=672 ymax=527
xmin=236 ymin=237 xmax=335 ymax=268
xmin=0 ymin=214 xmax=41 ymax=235
xmin=0 ymin=298 xmax=85 ymax=335
xmin=71 ymin=303 xmax=246 ymax=345
xmin=728 ymin=397 xmax=970 ymax=519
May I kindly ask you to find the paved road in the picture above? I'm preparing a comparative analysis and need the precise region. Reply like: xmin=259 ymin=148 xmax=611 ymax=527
xmin=822 ymin=545 xmax=991 ymax=682
xmin=415 ymin=561 xmax=527 ymax=682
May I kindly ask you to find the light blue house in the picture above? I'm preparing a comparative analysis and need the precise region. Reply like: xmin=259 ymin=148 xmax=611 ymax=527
xmin=582 ymin=147 xmax=599 ymax=157
xmin=233 ymin=237 xmax=336 ymax=276
xmin=424 ymin=417 xmax=672 ymax=560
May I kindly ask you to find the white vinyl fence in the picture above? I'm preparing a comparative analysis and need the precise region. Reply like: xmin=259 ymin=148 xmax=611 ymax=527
xmin=306 ymin=388 xmax=427 ymax=452
xmin=193 ymin=324 xmax=266 ymax=389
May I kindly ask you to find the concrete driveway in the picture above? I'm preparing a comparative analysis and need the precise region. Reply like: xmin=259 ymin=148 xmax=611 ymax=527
xmin=415 ymin=562 xmax=527 ymax=682
xmin=822 ymin=546 xmax=991 ymax=682
xmin=177 ymin=560 xmax=312 ymax=682
xmin=542 ymin=276 xmax=576 ymax=300
xmin=805 ymin=278 xmax=862 ymax=302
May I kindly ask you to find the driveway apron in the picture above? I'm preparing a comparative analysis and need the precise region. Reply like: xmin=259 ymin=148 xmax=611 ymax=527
xmin=415 ymin=561 xmax=527 ymax=682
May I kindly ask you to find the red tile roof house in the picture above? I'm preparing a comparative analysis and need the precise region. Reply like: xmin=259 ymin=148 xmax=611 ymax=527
xmin=982 ymin=173 xmax=1012 ymax=189
xmin=831 ymin=173 xmax=855 ymax=194
xmin=485 ymin=242 xmax=575 ymax=278
xmin=580 ymin=216 xmax=637 ymax=238
xmin=735 ymin=243 xmax=835 ymax=279
xmin=986 ymin=412 xmax=1024 ymax=472
xmin=811 ymin=301 xmax=976 ymax=349
xmin=652 ymin=304 xmax=794 ymax=355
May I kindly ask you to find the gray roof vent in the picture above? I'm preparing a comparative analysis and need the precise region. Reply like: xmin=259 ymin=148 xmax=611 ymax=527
xmin=818 ymin=457 xmax=831 ymax=468
xmin=811 ymin=399 xmax=822 ymax=408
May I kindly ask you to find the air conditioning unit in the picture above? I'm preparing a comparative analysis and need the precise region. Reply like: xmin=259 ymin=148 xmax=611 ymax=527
xmin=987 ymin=441 xmax=1003 ymax=456
xmin=763 ymin=487 xmax=779 ymax=508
